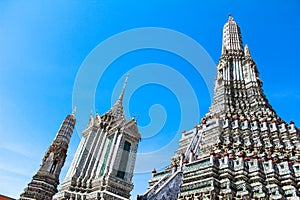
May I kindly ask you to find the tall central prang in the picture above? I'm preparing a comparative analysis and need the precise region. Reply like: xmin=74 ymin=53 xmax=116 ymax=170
xmin=139 ymin=15 xmax=300 ymax=200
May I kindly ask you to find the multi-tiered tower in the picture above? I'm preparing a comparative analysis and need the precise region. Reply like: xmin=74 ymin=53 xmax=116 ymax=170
xmin=20 ymin=110 xmax=76 ymax=200
xmin=54 ymin=78 xmax=141 ymax=200
xmin=140 ymin=15 xmax=300 ymax=200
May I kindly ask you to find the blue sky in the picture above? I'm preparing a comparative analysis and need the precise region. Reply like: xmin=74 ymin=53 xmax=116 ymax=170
xmin=0 ymin=1 xmax=299 ymax=199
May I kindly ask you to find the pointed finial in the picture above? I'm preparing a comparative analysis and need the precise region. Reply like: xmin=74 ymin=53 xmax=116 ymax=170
xmin=118 ymin=74 xmax=129 ymax=102
xmin=123 ymin=73 xmax=129 ymax=89
xmin=228 ymin=14 xmax=233 ymax=21
xmin=72 ymin=106 xmax=77 ymax=115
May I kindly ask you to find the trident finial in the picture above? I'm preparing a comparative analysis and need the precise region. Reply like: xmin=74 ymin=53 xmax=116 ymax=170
xmin=228 ymin=14 xmax=233 ymax=21
xmin=72 ymin=106 xmax=77 ymax=115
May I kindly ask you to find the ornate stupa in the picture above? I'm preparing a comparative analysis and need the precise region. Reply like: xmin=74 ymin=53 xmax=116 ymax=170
xmin=20 ymin=110 xmax=76 ymax=200
xmin=139 ymin=15 xmax=300 ymax=200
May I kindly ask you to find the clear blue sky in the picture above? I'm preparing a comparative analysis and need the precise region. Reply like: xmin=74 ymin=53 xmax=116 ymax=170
xmin=0 ymin=1 xmax=299 ymax=199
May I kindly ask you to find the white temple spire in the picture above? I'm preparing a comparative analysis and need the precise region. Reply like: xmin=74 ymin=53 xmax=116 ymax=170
xmin=54 ymin=75 xmax=140 ymax=200
xmin=222 ymin=14 xmax=243 ymax=54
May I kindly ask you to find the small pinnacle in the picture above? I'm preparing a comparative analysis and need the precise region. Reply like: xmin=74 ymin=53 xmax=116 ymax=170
xmin=244 ymin=44 xmax=250 ymax=56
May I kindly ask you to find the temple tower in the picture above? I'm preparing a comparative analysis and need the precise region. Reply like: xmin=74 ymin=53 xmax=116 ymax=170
xmin=54 ymin=78 xmax=141 ymax=200
xmin=140 ymin=15 xmax=300 ymax=200
xmin=20 ymin=110 xmax=76 ymax=200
